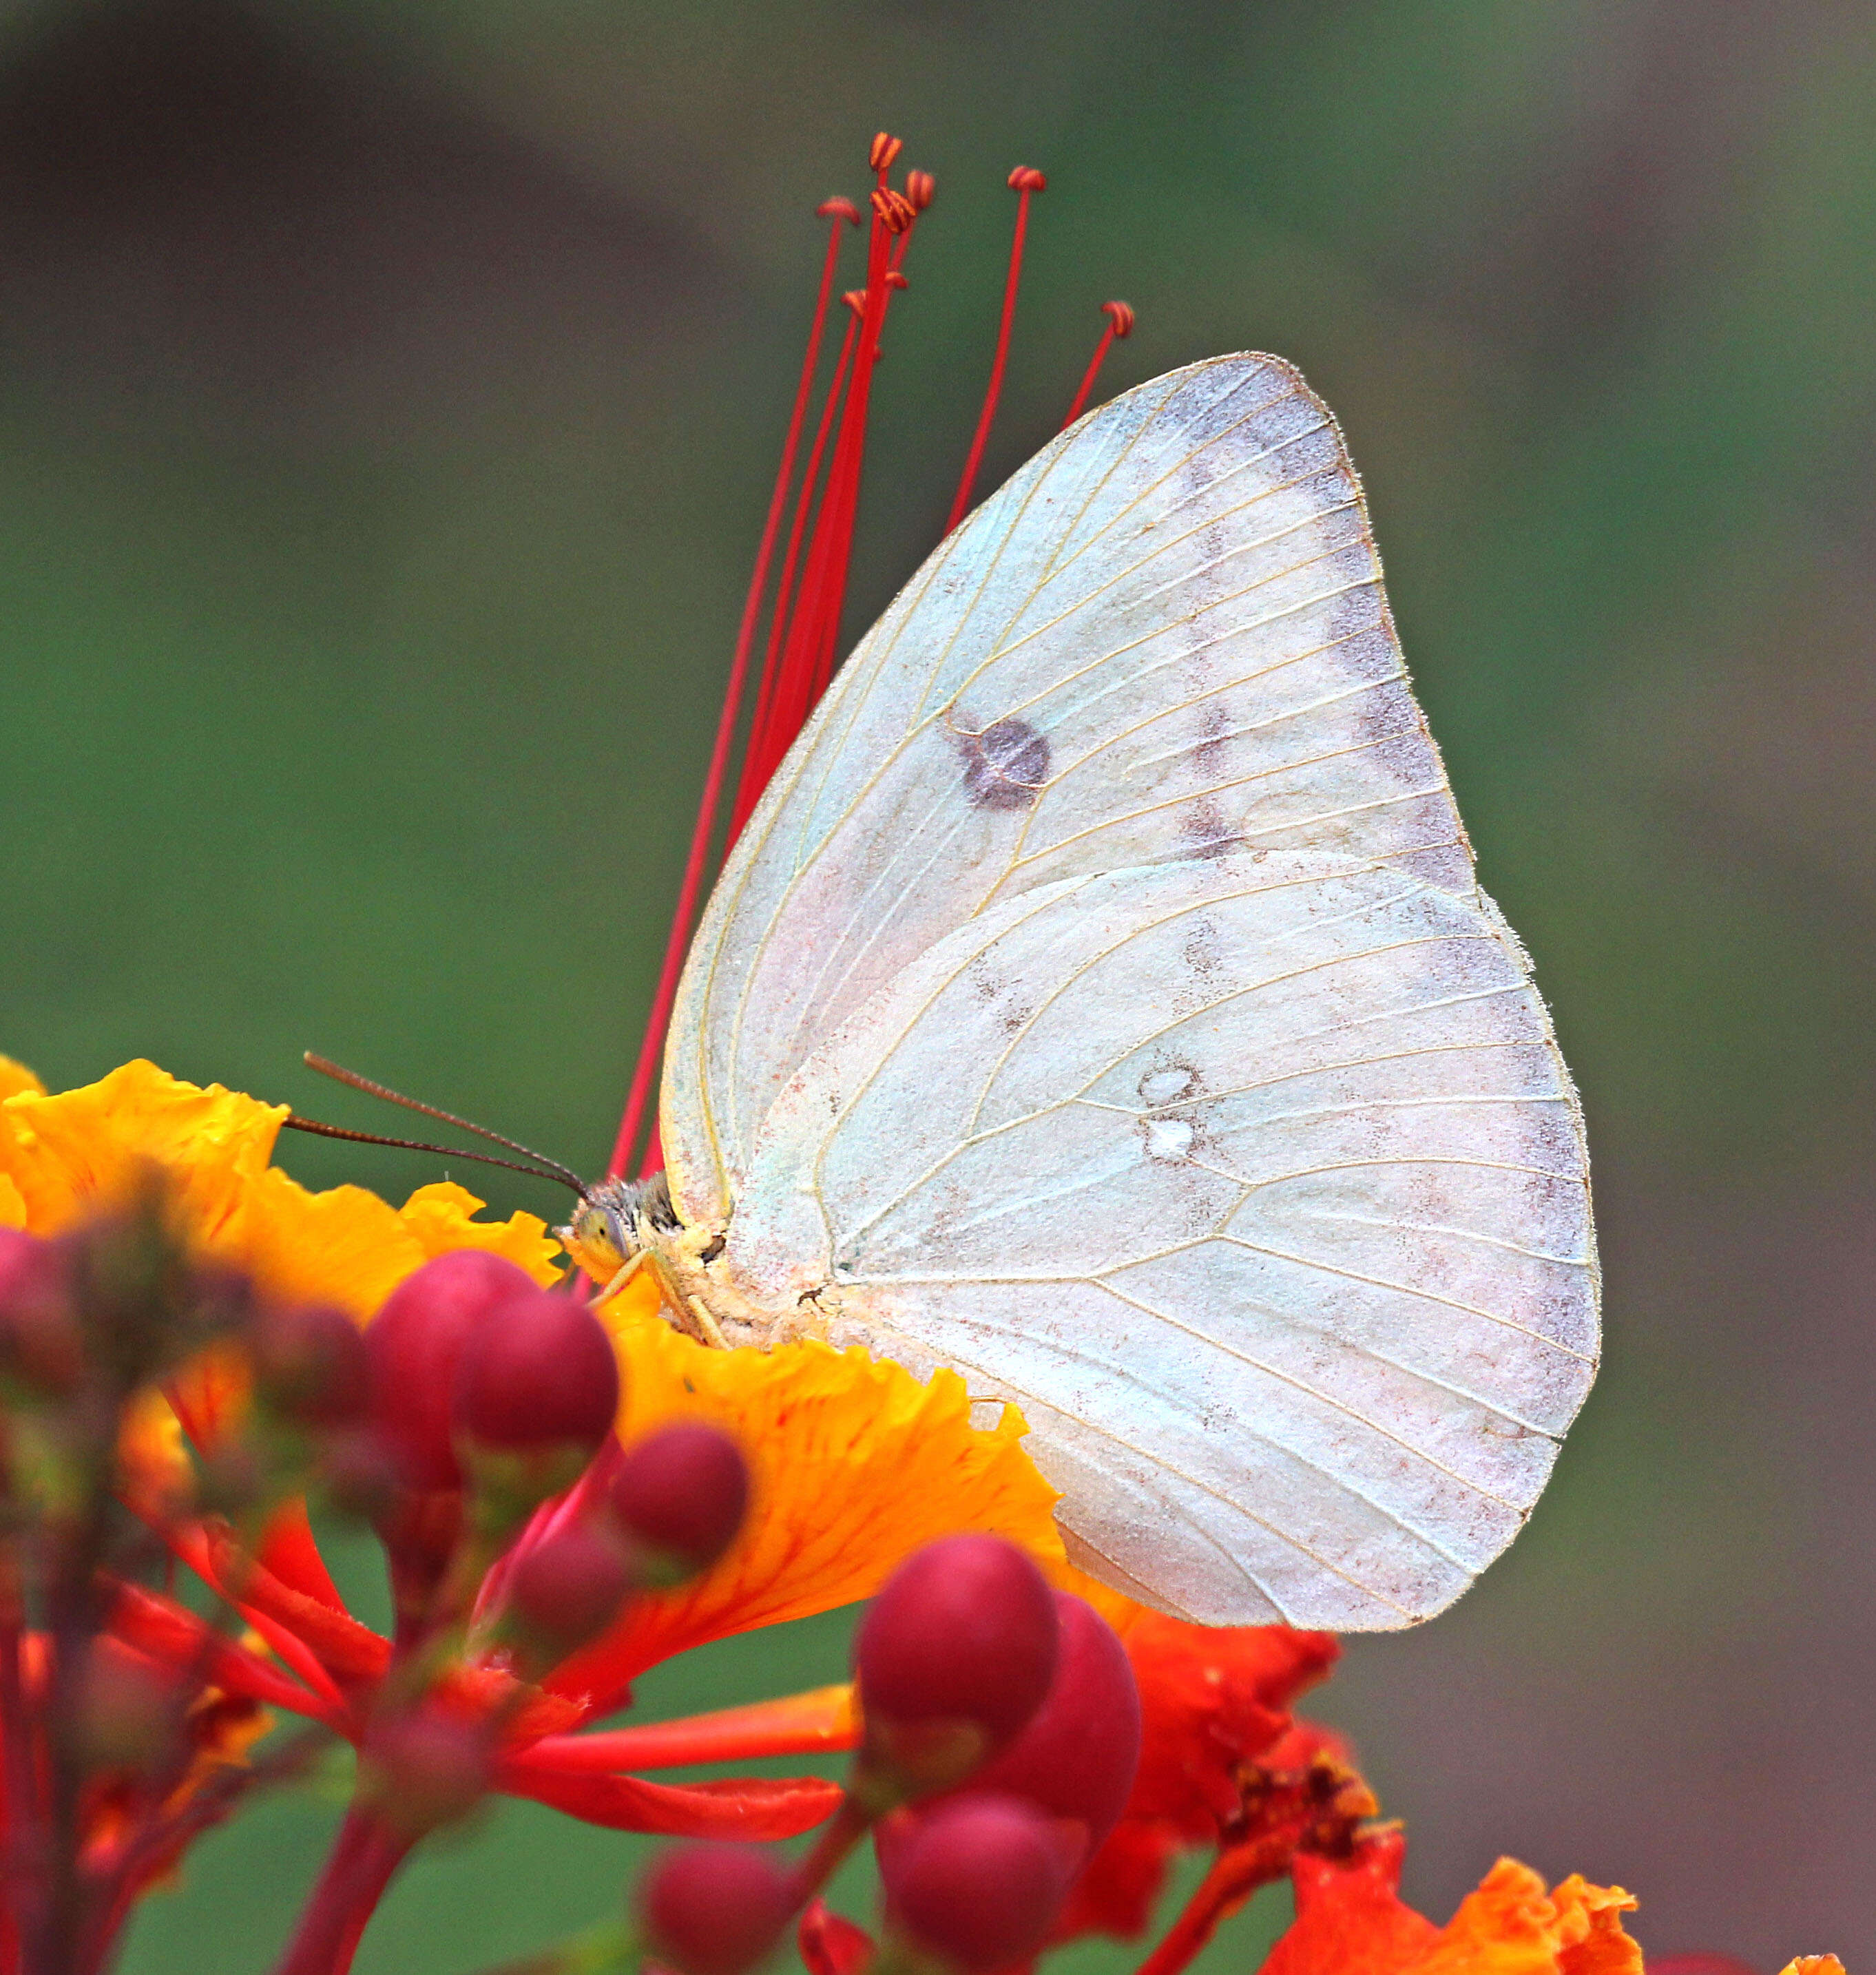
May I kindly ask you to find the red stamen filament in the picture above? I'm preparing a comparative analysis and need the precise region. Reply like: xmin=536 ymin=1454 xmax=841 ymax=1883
xmin=944 ymin=166 xmax=1046 ymax=535
xmin=607 ymin=207 xmax=856 ymax=1178
xmin=612 ymin=146 xmax=920 ymax=1178
xmin=1063 ymin=300 xmax=1136 ymax=428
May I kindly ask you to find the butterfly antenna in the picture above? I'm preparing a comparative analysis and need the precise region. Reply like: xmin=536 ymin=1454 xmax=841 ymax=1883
xmin=279 ymin=1114 xmax=583 ymax=1193
xmin=300 ymin=1053 xmax=591 ymax=1195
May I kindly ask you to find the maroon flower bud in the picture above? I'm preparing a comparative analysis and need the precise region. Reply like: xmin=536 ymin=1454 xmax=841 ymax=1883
xmin=505 ymin=1521 xmax=635 ymax=1666
xmin=638 ymin=1841 xmax=794 ymax=1975
xmin=251 ymin=1301 xmax=369 ymax=1428
xmin=0 ymin=1226 xmax=81 ymax=1392
xmin=878 ymin=1592 xmax=1140 ymax=1881
xmin=883 ymin=1795 xmax=1072 ymax=1973
xmin=608 ymin=1423 xmax=749 ymax=1583
xmin=366 ymin=1251 xmax=538 ymax=1490
xmin=853 ymin=1536 xmax=1056 ymax=1801
xmin=359 ymin=1708 xmax=492 ymax=1839
xmin=451 ymin=1289 xmax=619 ymax=1461
xmin=73 ymin=1647 xmax=189 ymax=1774
xmin=317 ymin=1427 xmax=405 ymax=1523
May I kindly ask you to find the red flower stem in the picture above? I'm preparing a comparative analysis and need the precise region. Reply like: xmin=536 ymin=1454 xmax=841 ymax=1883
xmin=1061 ymin=323 xmax=1117 ymax=428
xmin=789 ymin=1794 xmax=873 ymax=1909
xmin=606 ymin=210 xmax=854 ymax=1180
xmin=272 ymin=1810 xmax=413 ymax=1975
xmin=1129 ymin=1833 xmax=1293 ymax=1975
xmin=944 ymin=178 xmax=1038 ymax=535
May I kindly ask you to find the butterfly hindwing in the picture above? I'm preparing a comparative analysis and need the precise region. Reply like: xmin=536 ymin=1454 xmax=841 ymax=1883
xmin=725 ymin=850 xmax=1594 ymax=1627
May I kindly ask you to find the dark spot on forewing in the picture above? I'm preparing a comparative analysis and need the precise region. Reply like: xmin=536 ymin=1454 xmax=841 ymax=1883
xmin=956 ymin=715 xmax=1050 ymax=811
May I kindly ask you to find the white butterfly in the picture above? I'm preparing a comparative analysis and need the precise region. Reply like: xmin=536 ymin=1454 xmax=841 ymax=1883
xmin=575 ymin=353 xmax=1599 ymax=1631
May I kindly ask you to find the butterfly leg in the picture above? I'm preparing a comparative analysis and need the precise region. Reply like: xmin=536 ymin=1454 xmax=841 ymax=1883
xmin=594 ymin=1252 xmax=649 ymax=1304
xmin=683 ymin=1293 xmax=731 ymax=1351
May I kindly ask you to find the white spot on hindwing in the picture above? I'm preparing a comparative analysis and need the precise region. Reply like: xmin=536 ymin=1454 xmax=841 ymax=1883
xmin=1146 ymin=1118 xmax=1195 ymax=1160
xmin=1140 ymin=1066 xmax=1198 ymax=1105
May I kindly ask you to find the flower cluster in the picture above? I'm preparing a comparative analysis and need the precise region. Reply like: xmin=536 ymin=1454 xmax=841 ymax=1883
xmin=0 ymin=1056 xmax=1844 ymax=1975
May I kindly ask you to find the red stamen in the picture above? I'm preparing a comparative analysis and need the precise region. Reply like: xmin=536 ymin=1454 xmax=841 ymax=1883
xmin=944 ymin=166 xmax=1047 ymax=535
xmin=607 ymin=203 xmax=857 ymax=1180
xmin=1062 ymin=299 xmax=1136 ymax=428
xmin=732 ymin=311 xmax=859 ymax=836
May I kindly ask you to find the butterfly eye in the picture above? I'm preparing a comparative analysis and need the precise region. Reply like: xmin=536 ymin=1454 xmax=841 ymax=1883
xmin=565 ymin=1202 xmax=626 ymax=1273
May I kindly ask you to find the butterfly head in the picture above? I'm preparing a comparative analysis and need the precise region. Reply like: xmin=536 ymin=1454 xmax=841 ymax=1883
xmin=559 ymin=1172 xmax=680 ymax=1284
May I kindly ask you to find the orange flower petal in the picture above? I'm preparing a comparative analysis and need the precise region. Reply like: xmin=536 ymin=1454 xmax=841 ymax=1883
xmin=1265 ymin=1832 xmax=1439 ymax=1975
xmin=552 ymin=1273 xmax=1065 ymax=1700
xmin=498 ymin=1765 xmax=843 ymax=1839
xmin=0 ymin=1056 xmax=43 ymax=1226
xmin=1118 ymin=1612 xmax=1338 ymax=1832
xmin=1265 ymin=1839 xmax=1643 ymax=1975
xmin=0 ymin=1056 xmax=44 ymax=1103
xmin=0 ymin=1060 xmax=559 ymax=1317
xmin=524 ymin=1684 xmax=857 ymax=1773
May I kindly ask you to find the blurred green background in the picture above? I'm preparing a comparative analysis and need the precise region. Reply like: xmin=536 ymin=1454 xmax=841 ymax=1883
xmin=1 ymin=0 xmax=1872 ymax=1966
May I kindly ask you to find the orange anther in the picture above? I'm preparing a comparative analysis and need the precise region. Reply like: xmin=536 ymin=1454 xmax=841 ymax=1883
xmin=871 ymin=187 xmax=916 ymax=234
xmin=1006 ymin=166 xmax=1047 ymax=193
xmin=841 ymin=289 xmax=869 ymax=317
xmin=869 ymin=132 xmax=904 ymax=172
xmin=885 ymin=270 xmax=909 ymax=290
xmin=816 ymin=196 xmax=863 ymax=226
xmin=904 ymin=169 xmax=937 ymax=212
xmin=1102 ymin=300 xmax=1136 ymax=337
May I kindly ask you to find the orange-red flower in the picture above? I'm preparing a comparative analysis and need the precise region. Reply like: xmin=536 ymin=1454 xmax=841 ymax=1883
xmin=1266 ymin=1830 xmax=1642 ymax=1975
xmin=1047 ymin=1609 xmax=1342 ymax=1942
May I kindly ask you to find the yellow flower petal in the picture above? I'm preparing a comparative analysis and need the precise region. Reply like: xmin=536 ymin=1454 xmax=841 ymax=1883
xmin=0 ymin=1058 xmax=559 ymax=1317
xmin=557 ymin=1271 xmax=1068 ymax=1694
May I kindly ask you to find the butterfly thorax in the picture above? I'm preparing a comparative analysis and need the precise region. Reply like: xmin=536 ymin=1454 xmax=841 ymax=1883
xmin=559 ymin=1173 xmax=818 ymax=1352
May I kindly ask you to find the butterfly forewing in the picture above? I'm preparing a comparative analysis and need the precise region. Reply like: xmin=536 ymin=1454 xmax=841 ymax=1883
xmin=659 ymin=353 xmax=1597 ymax=1628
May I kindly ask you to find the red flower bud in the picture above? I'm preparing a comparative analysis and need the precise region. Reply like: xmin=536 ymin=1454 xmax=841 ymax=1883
xmin=506 ymin=1521 xmax=634 ymax=1664
xmin=366 ymin=1251 xmax=536 ymax=1490
xmin=639 ymin=1841 xmax=794 ymax=1975
xmin=878 ymin=1592 xmax=1140 ymax=1879
xmin=359 ymin=1709 xmax=492 ymax=1839
xmin=452 ymin=1288 xmax=619 ymax=1459
xmin=0 ymin=1226 xmax=81 ymax=1392
xmin=853 ymin=1534 xmax=1058 ymax=1801
xmin=884 ymin=1795 xmax=1072 ymax=1973
xmin=251 ymin=1301 xmax=369 ymax=1428
xmin=608 ymin=1423 xmax=749 ymax=1581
